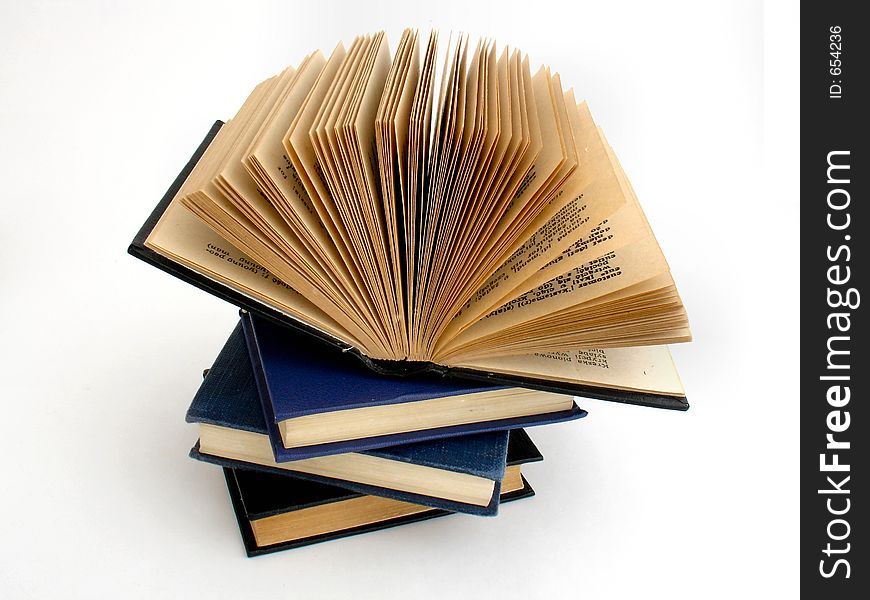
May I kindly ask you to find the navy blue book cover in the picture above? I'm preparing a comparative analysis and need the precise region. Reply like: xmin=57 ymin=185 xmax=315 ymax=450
xmin=241 ymin=311 xmax=586 ymax=460
xmin=186 ymin=323 xmax=511 ymax=515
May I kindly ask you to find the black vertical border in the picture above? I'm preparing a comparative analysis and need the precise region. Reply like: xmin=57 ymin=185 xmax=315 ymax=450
xmin=801 ymin=2 xmax=866 ymax=595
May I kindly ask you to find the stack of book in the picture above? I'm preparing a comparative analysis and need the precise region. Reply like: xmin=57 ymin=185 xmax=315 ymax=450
xmin=188 ymin=313 xmax=584 ymax=554
xmin=129 ymin=29 xmax=690 ymax=555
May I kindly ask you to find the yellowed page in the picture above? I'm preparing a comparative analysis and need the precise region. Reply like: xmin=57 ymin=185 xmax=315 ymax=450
xmin=503 ymin=73 xmax=577 ymax=240
xmin=442 ymin=103 xmax=632 ymax=336
xmin=317 ymin=36 xmax=374 ymax=263
xmin=186 ymin=183 xmax=381 ymax=346
xmin=390 ymin=30 xmax=420 ymax=231
xmin=318 ymin=35 xmax=396 ymax=347
xmin=179 ymin=61 xmax=389 ymax=351
xmin=145 ymin=201 xmax=356 ymax=346
xmin=142 ymin=69 xmax=375 ymax=352
xmin=462 ymin=45 xmax=509 ymax=216
xmin=412 ymin=34 xmax=466 ymax=352
xmin=438 ymin=235 xmax=670 ymax=354
xmin=421 ymin=40 xmax=490 ymax=332
xmin=506 ymin=68 xmax=574 ymax=231
xmin=428 ymin=41 xmax=500 ymax=319
xmin=180 ymin=76 xmax=279 ymax=198
xmin=423 ymin=52 xmax=530 ymax=326
xmin=487 ymin=129 xmax=664 ymax=309
xmin=404 ymin=31 xmax=439 ymax=358
xmin=294 ymin=37 xmax=364 ymax=261
xmin=341 ymin=31 xmax=403 ymax=352
xmin=279 ymin=388 xmax=572 ymax=447
xmin=283 ymin=43 xmax=349 ymax=236
xmin=244 ymin=52 xmax=378 ymax=332
xmin=486 ymin=64 xmax=560 ymax=240
xmin=376 ymin=29 xmax=419 ymax=356
xmin=431 ymin=71 xmax=576 ymax=341
xmin=450 ymin=345 xmax=684 ymax=396
xmin=250 ymin=495 xmax=432 ymax=546
xmin=349 ymin=32 xmax=398 ymax=331
xmin=246 ymin=51 xmax=329 ymax=246
xmin=198 ymin=425 xmax=496 ymax=505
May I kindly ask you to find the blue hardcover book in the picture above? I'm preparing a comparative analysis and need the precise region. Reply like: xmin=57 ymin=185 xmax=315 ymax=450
xmin=187 ymin=324 xmax=512 ymax=516
xmin=241 ymin=312 xmax=585 ymax=461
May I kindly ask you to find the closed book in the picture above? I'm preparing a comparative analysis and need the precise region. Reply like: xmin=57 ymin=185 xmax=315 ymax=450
xmin=240 ymin=311 xmax=585 ymax=460
xmin=129 ymin=123 xmax=688 ymax=411
xmin=187 ymin=323 xmax=512 ymax=515
xmin=224 ymin=428 xmax=541 ymax=556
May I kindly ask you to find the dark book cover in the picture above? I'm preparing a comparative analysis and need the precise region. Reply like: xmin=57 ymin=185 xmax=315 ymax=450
xmin=240 ymin=311 xmax=585 ymax=460
xmin=128 ymin=121 xmax=688 ymax=411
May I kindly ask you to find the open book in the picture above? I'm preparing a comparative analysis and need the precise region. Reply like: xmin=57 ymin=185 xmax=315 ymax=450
xmin=130 ymin=30 xmax=691 ymax=409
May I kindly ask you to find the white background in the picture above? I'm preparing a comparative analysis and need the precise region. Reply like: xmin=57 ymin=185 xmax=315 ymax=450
xmin=0 ymin=1 xmax=798 ymax=597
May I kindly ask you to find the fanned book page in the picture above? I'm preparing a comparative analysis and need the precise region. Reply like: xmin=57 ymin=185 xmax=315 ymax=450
xmin=136 ymin=29 xmax=691 ymax=405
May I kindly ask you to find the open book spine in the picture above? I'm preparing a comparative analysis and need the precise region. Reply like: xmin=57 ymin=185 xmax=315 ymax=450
xmin=130 ymin=122 xmax=688 ymax=411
